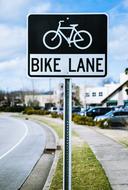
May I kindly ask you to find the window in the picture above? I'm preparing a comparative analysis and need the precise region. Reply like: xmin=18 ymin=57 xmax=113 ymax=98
xmin=99 ymin=92 xmax=103 ymax=96
xmin=92 ymin=92 xmax=96 ymax=97
xmin=114 ymin=111 xmax=128 ymax=116
xmin=85 ymin=93 xmax=90 ymax=97
xmin=60 ymin=84 xmax=63 ymax=89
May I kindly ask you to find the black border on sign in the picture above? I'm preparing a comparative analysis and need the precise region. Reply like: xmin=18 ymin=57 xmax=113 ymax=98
xmin=27 ymin=13 xmax=108 ymax=78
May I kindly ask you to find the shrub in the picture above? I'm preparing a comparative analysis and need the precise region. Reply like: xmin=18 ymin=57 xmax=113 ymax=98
xmin=96 ymin=119 xmax=111 ymax=129
xmin=23 ymin=107 xmax=50 ymax=115
xmin=4 ymin=106 xmax=25 ymax=112
xmin=85 ymin=116 xmax=95 ymax=126
xmin=51 ymin=112 xmax=59 ymax=118
xmin=72 ymin=115 xmax=94 ymax=126
xmin=72 ymin=113 xmax=77 ymax=121
xmin=59 ymin=114 xmax=63 ymax=120
xmin=51 ymin=113 xmax=63 ymax=120
xmin=23 ymin=107 xmax=34 ymax=115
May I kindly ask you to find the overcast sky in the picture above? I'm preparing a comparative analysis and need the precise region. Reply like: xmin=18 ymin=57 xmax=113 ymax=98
xmin=0 ymin=0 xmax=128 ymax=91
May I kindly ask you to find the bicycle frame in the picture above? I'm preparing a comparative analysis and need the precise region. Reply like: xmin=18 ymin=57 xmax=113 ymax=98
xmin=52 ymin=24 xmax=84 ymax=45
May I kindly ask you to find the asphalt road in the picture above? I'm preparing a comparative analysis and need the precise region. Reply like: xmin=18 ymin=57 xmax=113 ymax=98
xmin=0 ymin=116 xmax=46 ymax=190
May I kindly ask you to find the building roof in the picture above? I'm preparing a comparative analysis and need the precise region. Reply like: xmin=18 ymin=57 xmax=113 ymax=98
xmin=101 ymin=80 xmax=128 ymax=104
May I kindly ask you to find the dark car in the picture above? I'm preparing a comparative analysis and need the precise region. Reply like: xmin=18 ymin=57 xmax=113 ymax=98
xmin=86 ymin=107 xmax=112 ymax=119
xmin=72 ymin=106 xmax=81 ymax=114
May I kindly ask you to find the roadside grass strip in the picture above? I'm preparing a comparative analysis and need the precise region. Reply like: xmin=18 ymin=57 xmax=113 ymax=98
xmin=119 ymin=139 xmax=128 ymax=147
xmin=36 ymin=117 xmax=63 ymax=138
xmin=50 ymin=145 xmax=111 ymax=190
xmin=36 ymin=116 xmax=78 ymax=138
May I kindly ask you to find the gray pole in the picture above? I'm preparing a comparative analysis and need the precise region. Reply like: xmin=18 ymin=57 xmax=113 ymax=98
xmin=63 ymin=78 xmax=72 ymax=190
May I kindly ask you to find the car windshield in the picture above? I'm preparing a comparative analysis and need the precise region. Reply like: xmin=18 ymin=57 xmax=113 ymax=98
xmin=53 ymin=107 xmax=57 ymax=110
xmin=87 ymin=108 xmax=96 ymax=112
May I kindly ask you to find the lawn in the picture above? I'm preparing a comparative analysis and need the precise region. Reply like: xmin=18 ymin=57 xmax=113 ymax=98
xmin=50 ymin=145 xmax=111 ymax=190
xmin=119 ymin=139 xmax=128 ymax=147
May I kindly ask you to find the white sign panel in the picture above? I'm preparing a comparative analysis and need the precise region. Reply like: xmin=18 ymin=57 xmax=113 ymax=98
xmin=30 ymin=54 xmax=105 ymax=76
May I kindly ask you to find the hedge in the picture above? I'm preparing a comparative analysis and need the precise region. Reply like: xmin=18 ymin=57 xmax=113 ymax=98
xmin=0 ymin=106 xmax=25 ymax=112
xmin=96 ymin=119 xmax=111 ymax=129
xmin=72 ymin=114 xmax=95 ymax=126
xmin=23 ymin=107 xmax=50 ymax=115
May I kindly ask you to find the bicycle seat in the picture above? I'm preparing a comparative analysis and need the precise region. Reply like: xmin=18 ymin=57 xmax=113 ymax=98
xmin=70 ymin=24 xmax=78 ymax=27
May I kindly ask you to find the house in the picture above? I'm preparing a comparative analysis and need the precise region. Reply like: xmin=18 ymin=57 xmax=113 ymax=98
xmin=24 ymin=92 xmax=56 ymax=109
xmin=102 ymin=79 xmax=128 ymax=107
xmin=79 ymin=73 xmax=128 ymax=107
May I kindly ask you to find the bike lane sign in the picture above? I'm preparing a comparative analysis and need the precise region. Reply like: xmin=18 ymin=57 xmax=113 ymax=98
xmin=28 ymin=14 xmax=108 ymax=77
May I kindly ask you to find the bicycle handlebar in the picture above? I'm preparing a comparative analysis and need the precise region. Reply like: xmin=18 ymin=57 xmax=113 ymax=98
xmin=59 ymin=20 xmax=64 ymax=23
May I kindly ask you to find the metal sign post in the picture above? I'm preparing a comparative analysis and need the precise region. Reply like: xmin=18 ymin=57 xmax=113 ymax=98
xmin=64 ymin=78 xmax=72 ymax=190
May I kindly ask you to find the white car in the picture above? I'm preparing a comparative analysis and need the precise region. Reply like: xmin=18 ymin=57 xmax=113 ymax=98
xmin=94 ymin=110 xmax=128 ymax=127
xmin=94 ymin=111 xmax=115 ymax=122
xmin=49 ymin=107 xmax=58 ymax=113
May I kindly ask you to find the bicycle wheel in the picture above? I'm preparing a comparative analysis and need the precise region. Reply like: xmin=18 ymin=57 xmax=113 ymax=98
xmin=74 ymin=30 xmax=92 ymax=50
xmin=43 ymin=30 xmax=62 ymax=50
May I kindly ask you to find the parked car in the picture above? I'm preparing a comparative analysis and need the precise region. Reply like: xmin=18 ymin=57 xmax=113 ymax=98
xmin=95 ymin=110 xmax=128 ymax=127
xmin=49 ymin=107 xmax=58 ymax=113
xmin=78 ymin=110 xmax=87 ymax=116
xmin=124 ymin=105 xmax=128 ymax=111
xmin=78 ymin=108 xmax=91 ymax=116
xmin=113 ymin=105 xmax=125 ymax=111
xmin=72 ymin=106 xmax=81 ymax=114
xmin=86 ymin=107 xmax=112 ymax=119
xmin=94 ymin=110 xmax=113 ymax=121
xmin=57 ymin=107 xmax=63 ymax=115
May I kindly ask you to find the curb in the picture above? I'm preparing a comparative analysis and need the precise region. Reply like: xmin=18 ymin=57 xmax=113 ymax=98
xmin=37 ymin=121 xmax=61 ymax=190
xmin=29 ymin=119 xmax=61 ymax=190
xmin=36 ymin=120 xmax=62 ymax=150
xmin=39 ymin=121 xmax=59 ymax=148
xmin=43 ymin=150 xmax=60 ymax=190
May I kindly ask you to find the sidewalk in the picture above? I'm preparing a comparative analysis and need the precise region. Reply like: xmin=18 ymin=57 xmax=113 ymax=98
xmin=43 ymin=116 xmax=128 ymax=190
xmin=73 ymin=124 xmax=128 ymax=190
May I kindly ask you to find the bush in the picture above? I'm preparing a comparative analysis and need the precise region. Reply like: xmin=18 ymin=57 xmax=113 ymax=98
xmin=96 ymin=119 xmax=111 ymax=129
xmin=59 ymin=114 xmax=63 ymax=120
xmin=50 ymin=112 xmax=63 ymax=119
xmin=51 ymin=112 xmax=59 ymax=118
xmin=0 ymin=106 xmax=25 ymax=112
xmin=23 ymin=107 xmax=34 ymax=115
xmin=72 ymin=115 xmax=95 ymax=126
xmin=23 ymin=107 xmax=50 ymax=115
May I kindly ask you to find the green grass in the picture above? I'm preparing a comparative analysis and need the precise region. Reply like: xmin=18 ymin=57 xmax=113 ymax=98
xmin=38 ymin=117 xmax=78 ymax=138
xmin=37 ymin=118 xmax=63 ymax=138
xmin=119 ymin=139 xmax=128 ymax=147
xmin=50 ymin=145 xmax=112 ymax=190
xmin=27 ymin=115 xmax=77 ymax=138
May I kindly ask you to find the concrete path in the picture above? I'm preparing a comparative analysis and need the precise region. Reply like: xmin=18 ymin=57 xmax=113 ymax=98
xmin=73 ymin=124 xmax=128 ymax=190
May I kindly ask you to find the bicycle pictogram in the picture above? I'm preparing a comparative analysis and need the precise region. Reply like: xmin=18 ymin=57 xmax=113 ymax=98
xmin=43 ymin=18 xmax=92 ymax=50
